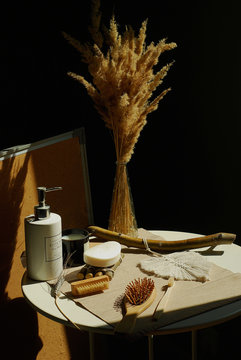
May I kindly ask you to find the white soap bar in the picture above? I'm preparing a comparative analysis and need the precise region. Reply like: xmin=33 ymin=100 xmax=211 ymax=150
xmin=83 ymin=241 xmax=121 ymax=267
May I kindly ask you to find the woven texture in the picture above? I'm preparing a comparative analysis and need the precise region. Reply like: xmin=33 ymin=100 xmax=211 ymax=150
xmin=139 ymin=251 xmax=211 ymax=281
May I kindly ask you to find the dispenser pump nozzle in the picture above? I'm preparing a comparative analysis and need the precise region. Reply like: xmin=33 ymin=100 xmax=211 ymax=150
xmin=35 ymin=187 xmax=62 ymax=220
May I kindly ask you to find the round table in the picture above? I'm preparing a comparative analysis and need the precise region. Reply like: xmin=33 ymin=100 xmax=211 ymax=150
xmin=21 ymin=230 xmax=241 ymax=360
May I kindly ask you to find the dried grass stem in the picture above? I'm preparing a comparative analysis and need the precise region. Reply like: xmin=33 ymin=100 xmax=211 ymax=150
xmin=64 ymin=1 xmax=176 ymax=235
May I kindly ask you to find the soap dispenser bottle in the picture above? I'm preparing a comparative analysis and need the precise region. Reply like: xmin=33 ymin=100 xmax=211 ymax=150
xmin=25 ymin=186 xmax=63 ymax=281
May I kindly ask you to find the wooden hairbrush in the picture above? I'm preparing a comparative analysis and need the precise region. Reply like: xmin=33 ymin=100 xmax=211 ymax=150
xmin=115 ymin=277 xmax=156 ymax=334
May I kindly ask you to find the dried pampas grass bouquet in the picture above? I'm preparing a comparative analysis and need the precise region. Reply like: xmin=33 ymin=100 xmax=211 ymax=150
xmin=63 ymin=0 xmax=177 ymax=236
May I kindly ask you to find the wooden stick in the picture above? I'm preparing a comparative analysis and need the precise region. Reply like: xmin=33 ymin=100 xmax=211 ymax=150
xmin=152 ymin=277 xmax=175 ymax=321
xmin=88 ymin=226 xmax=236 ymax=252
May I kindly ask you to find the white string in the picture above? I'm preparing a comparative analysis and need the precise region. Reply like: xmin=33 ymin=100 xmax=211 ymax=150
xmin=142 ymin=237 xmax=166 ymax=258
xmin=142 ymin=237 xmax=151 ymax=252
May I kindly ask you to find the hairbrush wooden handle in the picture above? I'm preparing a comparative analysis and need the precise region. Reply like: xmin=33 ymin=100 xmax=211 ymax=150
xmin=88 ymin=226 xmax=236 ymax=251
xmin=114 ymin=287 xmax=156 ymax=334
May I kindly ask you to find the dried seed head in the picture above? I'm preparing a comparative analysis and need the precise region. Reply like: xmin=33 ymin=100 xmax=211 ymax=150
xmin=125 ymin=277 xmax=154 ymax=305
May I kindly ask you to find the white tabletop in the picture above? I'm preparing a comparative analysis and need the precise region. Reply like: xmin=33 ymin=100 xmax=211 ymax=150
xmin=21 ymin=230 xmax=241 ymax=335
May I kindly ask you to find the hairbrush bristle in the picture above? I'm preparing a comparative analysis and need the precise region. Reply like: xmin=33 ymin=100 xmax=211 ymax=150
xmin=125 ymin=277 xmax=154 ymax=305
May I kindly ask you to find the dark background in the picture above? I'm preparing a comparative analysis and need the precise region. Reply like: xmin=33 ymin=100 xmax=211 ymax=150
xmin=4 ymin=0 xmax=241 ymax=242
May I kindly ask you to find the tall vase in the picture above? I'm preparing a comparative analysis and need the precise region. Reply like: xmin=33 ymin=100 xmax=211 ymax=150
xmin=108 ymin=162 xmax=138 ymax=237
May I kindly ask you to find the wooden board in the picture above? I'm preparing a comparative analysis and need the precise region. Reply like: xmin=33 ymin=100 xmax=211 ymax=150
xmin=0 ymin=128 xmax=93 ymax=359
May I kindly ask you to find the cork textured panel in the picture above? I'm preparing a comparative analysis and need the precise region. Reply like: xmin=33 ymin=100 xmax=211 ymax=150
xmin=0 ymin=130 xmax=93 ymax=359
